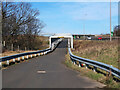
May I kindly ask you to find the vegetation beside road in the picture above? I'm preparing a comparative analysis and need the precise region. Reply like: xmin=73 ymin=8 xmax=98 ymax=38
xmin=2 ymin=2 xmax=46 ymax=52
xmin=1 ymin=36 xmax=49 ymax=57
xmin=64 ymin=53 xmax=120 ymax=88
xmin=72 ymin=40 xmax=119 ymax=69
xmin=1 ymin=50 xmax=36 ymax=57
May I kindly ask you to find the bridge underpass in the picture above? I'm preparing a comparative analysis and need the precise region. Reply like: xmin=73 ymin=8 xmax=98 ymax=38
xmin=49 ymin=33 xmax=73 ymax=48
xmin=2 ymin=39 xmax=105 ymax=88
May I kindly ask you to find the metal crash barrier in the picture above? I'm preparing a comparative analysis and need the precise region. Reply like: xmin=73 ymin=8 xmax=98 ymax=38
xmin=0 ymin=39 xmax=63 ymax=68
xmin=68 ymin=48 xmax=120 ymax=79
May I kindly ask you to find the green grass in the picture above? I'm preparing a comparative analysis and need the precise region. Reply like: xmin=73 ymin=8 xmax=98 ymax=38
xmin=64 ymin=53 xmax=120 ymax=88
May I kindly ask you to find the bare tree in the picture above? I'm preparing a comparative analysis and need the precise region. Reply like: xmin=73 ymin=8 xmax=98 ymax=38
xmin=113 ymin=25 xmax=120 ymax=36
xmin=2 ymin=2 xmax=45 ymax=51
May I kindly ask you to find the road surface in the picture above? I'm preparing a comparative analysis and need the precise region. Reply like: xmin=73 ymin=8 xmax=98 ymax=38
xmin=2 ymin=39 xmax=105 ymax=88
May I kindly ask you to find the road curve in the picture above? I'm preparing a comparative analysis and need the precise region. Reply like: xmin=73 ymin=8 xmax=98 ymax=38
xmin=3 ymin=39 xmax=105 ymax=88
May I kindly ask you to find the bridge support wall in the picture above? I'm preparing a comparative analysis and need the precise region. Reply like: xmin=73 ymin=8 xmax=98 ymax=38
xmin=49 ymin=36 xmax=73 ymax=48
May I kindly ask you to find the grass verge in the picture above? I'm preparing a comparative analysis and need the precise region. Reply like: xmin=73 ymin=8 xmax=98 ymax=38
xmin=64 ymin=53 xmax=120 ymax=88
xmin=73 ymin=40 xmax=119 ymax=69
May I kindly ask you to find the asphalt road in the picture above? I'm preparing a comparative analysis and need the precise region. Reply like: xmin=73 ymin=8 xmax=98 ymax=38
xmin=2 ymin=39 xmax=105 ymax=88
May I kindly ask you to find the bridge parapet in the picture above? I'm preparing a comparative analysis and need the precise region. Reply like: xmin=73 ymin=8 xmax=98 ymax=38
xmin=49 ymin=33 xmax=73 ymax=48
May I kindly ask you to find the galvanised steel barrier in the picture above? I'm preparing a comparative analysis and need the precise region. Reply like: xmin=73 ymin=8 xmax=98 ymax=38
xmin=0 ymin=39 xmax=62 ymax=67
xmin=68 ymin=48 xmax=120 ymax=79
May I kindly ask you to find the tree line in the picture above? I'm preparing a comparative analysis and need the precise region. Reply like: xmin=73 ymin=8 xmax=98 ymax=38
xmin=1 ymin=2 xmax=45 ymax=52
xmin=113 ymin=25 xmax=120 ymax=36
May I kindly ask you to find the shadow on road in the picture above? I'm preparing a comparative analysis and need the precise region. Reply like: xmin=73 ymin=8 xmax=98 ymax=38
xmin=57 ymin=39 xmax=68 ymax=48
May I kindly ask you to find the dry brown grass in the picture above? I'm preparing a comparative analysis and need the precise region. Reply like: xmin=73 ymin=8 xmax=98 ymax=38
xmin=72 ymin=40 xmax=119 ymax=69
xmin=1 ymin=36 xmax=49 ymax=57
xmin=37 ymin=36 xmax=49 ymax=50
xmin=1 ymin=50 xmax=37 ymax=57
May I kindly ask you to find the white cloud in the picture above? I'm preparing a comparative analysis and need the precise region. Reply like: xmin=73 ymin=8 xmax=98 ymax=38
xmin=61 ymin=2 xmax=118 ymax=21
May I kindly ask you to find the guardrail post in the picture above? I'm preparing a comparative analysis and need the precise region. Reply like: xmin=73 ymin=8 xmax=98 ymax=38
xmin=73 ymin=60 xmax=76 ymax=65
xmin=86 ymin=64 xmax=89 ymax=69
xmin=79 ymin=62 xmax=81 ymax=67
xmin=44 ymin=52 xmax=46 ymax=55
xmin=6 ymin=60 xmax=9 ymax=65
xmin=13 ymin=58 xmax=15 ymax=62
xmin=38 ymin=53 xmax=40 ymax=56
xmin=22 ymin=56 xmax=24 ymax=60
xmin=93 ymin=66 xmax=97 ymax=72
xmin=34 ymin=54 xmax=37 ymax=57
xmin=0 ymin=62 xmax=2 ymax=67
xmin=17 ymin=57 xmax=20 ymax=61
xmin=85 ymin=64 xmax=88 ymax=69
xmin=73 ymin=61 xmax=75 ymax=65
xmin=26 ymin=55 xmax=29 ymax=59
xmin=31 ymin=55 xmax=32 ymax=58
xmin=71 ymin=58 xmax=75 ymax=64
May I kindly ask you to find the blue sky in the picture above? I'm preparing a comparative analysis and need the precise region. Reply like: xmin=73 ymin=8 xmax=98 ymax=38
xmin=31 ymin=2 xmax=118 ymax=35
